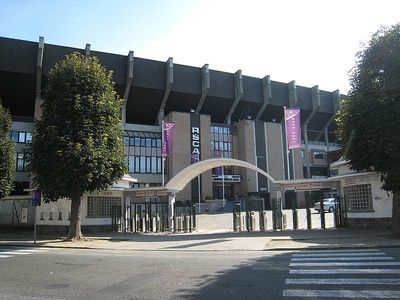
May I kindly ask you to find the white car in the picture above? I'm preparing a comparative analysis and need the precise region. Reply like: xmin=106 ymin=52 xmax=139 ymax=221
xmin=314 ymin=198 xmax=338 ymax=212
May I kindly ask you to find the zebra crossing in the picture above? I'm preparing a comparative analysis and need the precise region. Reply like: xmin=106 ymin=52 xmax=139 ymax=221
xmin=284 ymin=249 xmax=400 ymax=298
xmin=0 ymin=246 xmax=48 ymax=259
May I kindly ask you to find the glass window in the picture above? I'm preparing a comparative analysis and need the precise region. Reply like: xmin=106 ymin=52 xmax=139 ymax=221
xmin=151 ymin=157 xmax=157 ymax=173
xmin=26 ymin=132 xmax=33 ymax=143
xmin=11 ymin=132 xmax=18 ymax=142
xmin=157 ymin=157 xmax=162 ymax=173
xmin=135 ymin=156 xmax=140 ymax=173
xmin=344 ymin=184 xmax=373 ymax=212
xmin=140 ymin=156 xmax=146 ymax=173
xmin=314 ymin=151 xmax=326 ymax=159
xmin=19 ymin=132 xmax=26 ymax=143
xmin=128 ymin=156 xmax=135 ymax=172
xmin=146 ymin=138 xmax=151 ymax=147
xmin=87 ymin=196 xmax=121 ymax=217
xmin=16 ymin=153 xmax=26 ymax=171
xmin=146 ymin=156 xmax=151 ymax=173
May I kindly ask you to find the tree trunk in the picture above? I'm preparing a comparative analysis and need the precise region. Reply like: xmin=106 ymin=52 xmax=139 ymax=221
xmin=391 ymin=190 xmax=400 ymax=239
xmin=66 ymin=193 xmax=86 ymax=241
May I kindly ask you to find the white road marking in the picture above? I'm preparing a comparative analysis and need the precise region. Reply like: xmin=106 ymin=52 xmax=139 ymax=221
xmin=292 ymin=252 xmax=385 ymax=257
xmin=290 ymin=261 xmax=400 ymax=267
xmin=286 ymin=278 xmax=400 ymax=285
xmin=291 ymin=256 xmax=393 ymax=261
xmin=290 ymin=268 xmax=400 ymax=275
xmin=283 ymin=290 xmax=400 ymax=298
xmin=294 ymin=249 xmax=379 ymax=254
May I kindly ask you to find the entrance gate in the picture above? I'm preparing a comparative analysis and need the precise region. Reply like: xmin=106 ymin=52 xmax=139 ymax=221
xmin=233 ymin=197 xmax=266 ymax=232
xmin=173 ymin=200 xmax=196 ymax=232
xmin=130 ymin=203 xmax=168 ymax=233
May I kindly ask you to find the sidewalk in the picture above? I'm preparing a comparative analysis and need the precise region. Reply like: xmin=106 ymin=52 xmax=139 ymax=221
xmin=1 ymin=228 xmax=399 ymax=251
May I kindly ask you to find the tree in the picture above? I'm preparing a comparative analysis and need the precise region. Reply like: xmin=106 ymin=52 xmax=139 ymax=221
xmin=0 ymin=100 xmax=15 ymax=199
xmin=336 ymin=23 xmax=400 ymax=238
xmin=27 ymin=53 xmax=126 ymax=241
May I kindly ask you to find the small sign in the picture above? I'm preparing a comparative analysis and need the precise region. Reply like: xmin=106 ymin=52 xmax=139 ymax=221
xmin=32 ymin=190 xmax=42 ymax=206
xmin=21 ymin=208 xmax=28 ymax=223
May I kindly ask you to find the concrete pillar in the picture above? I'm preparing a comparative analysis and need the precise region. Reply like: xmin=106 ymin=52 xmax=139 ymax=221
xmin=195 ymin=64 xmax=210 ymax=114
xmin=157 ymin=57 xmax=173 ymax=125
xmin=288 ymin=80 xmax=297 ymax=108
xmin=303 ymin=85 xmax=321 ymax=178
xmin=224 ymin=70 xmax=243 ymax=124
xmin=124 ymin=196 xmax=131 ymax=232
xmin=255 ymin=75 xmax=271 ymax=121
xmin=34 ymin=36 xmax=44 ymax=120
xmin=168 ymin=193 xmax=176 ymax=231
xmin=122 ymin=51 xmax=134 ymax=127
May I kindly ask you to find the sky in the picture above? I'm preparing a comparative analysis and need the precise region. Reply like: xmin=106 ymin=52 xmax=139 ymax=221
xmin=2 ymin=0 xmax=399 ymax=94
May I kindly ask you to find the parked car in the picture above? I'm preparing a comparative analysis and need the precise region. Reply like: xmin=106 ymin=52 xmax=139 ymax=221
xmin=314 ymin=198 xmax=338 ymax=212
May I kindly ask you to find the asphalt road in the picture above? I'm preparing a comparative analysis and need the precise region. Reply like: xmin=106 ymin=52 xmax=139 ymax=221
xmin=0 ymin=246 xmax=290 ymax=300
xmin=1 ymin=246 xmax=400 ymax=299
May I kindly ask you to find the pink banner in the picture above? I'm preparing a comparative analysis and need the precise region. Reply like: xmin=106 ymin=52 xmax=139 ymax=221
xmin=285 ymin=108 xmax=302 ymax=149
xmin=162 ymin=122 xmax=175 ymax=157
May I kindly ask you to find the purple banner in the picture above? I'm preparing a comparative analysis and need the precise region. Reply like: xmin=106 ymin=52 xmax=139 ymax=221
xmin=162 ymin=122 xmax=175 ymax=157
xmin=214 ymin=154 xmax=223 ymax=175
xmin=285 ymin=108 xmax=302 ymax=149
xmin=191 ymin=153 xmax=199 ymax=164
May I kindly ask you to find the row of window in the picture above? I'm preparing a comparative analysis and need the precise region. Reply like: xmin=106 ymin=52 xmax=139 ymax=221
xmin=124 ymin=137 xmax=162 ymax=148
xmin=211 ymin=126 xmax=233 ymax=134
xmin=211 ymin=141 xmax=233 ymax=152
xmin=127 ymin=156 xmax=162 ymax=174
xmin=10 ymin=131 xmax=33 ymax=143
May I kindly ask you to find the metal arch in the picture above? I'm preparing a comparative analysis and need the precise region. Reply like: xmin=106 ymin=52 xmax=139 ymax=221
xmin=165 ymin=158 xmax=276 ymax=192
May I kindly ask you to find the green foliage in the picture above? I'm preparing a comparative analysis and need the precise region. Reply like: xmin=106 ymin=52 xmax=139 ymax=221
xmin=0 ymin=100 xmax=15 ymax=199
xmin=27 ymin=52 xmax=126 ymax=202
xmin=337 ymin=23 xmax=400 ymax=192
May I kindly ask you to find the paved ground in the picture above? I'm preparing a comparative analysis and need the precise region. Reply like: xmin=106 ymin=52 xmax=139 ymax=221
xmin=1 ymin=212 xmax=399 ymax=251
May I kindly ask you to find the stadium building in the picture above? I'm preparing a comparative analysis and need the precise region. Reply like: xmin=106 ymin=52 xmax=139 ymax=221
xmin=0 ymin=36 xmax=350 ymax=232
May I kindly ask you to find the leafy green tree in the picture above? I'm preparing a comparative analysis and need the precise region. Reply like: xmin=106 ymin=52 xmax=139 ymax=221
xmin=337 ymin=23 xmax=400 ymax=238
xmin=27 ymin=53 xmax=126 ymax=241
xmin=0 ymin=101 xmax=15 ymax=199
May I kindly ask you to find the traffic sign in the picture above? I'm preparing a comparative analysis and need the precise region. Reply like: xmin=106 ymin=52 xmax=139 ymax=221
xmin=32 ymin=190 xmax=41 ymax=206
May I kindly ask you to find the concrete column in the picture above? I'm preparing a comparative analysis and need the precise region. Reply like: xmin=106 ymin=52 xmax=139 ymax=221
xmin=303 ymin=85 xmax=321 ymax=178
xmin=195 ymin=64 xmax=210 ymax=114
xmin=85 ymin=44 xmax=91 ymax=58
xmin=157 ymin=57 xmax=173 ymax=125
xmin=288 ymin=80 xmax=297 ymax=108
xmin=34 ymin=36 xmax=44 ymax=120
xmin=122 ymin=51 xmax=134 ymax=126
xmin=124 ymin=196 xmax=131 ymax=232
xmin=168 ymin=193 xmax=176 ymax=231
xmin=224 ymin=70 xmax=243 ymax=124
xmin=314 ymin=89 xmax=341 ymax=141
xmin=255 ymin=75 xmax=271 ymax=121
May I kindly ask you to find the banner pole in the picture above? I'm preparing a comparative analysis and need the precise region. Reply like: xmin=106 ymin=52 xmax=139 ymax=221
xmin=162 ymin=120 xmax=165 ymax=187
xmin=283 ymin=106 xmax=291 ymax=180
